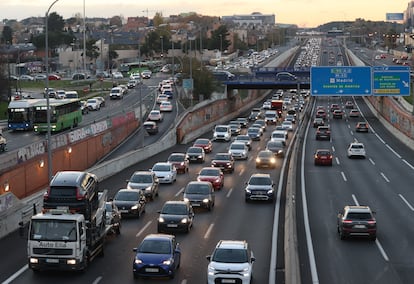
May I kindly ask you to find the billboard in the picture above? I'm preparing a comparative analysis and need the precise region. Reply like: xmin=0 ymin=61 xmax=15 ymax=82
xmin=386 ymin=13 xmax=404 ymax=21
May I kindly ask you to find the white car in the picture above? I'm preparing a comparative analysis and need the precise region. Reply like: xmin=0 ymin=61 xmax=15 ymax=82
xmin=150 ymin=162 xmax=177 ymax=184
xmin=156 ymin=94 xmax=169 ymax=104
xmin=270 ymin=130 xmax=287 ymax=145
xmin=347 ymin=141 xmax=366 ymax=158
xmin=147 ymin=110 xmax=163 ymax=122
xmin=109 ymin=87 xmax=123 ymax=99
xmin=86 ymin=98 xmax=101 ymax=110
xmin=112 ymin=71 xmax=123 ymax=79
xmin=213 ymin=125 xmax=231 ymax=142
xmin=159 ymin=101 xmax=173 ymax=112
xmin=228 ymin=142 xmax=249 ymax=160
xmin=207 ymin=240 xmax=255 ymax=284
xmin=281 ymin=120 xmax=293 ymax=131
xmin=93 ymin=96 xmax=106 ymax=107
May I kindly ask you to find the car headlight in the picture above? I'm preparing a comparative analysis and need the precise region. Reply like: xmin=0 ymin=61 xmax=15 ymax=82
xmin=241 ymin=266 xmax=250 ymax=277
xmin=158 ymin=217 xmax=165 ymax=223
xmin=245 ymin=188 xmax=251 ymax=193
xmin=208 ymin=265 xmax=217 ymax=275
xmin=144 ymin=186 xmax=152 ymax=192
xmin=162 ymin=259 xmax=172 ymax=265
xmin=181 ymin=218 xmax=188 ymax=224
xmin=131 ymin=205 xmax=139 ymax=210
xmin=184 ymin=197 xmax=190 ymax=202
xmin=202 ymin=198 xmax=209 ymax=203
xmin=256 ymin=158 xmax=261 ymax=163
xmin=135 ymin=258 xmax=142 ymax=264
xmin=270 ymin=158 xmax=276 ymax=163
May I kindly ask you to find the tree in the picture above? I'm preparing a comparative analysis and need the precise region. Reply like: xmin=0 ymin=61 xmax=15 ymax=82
xmin=153 ymin=12 xmax=164 ymax=27
xmin=86 ymin=39 xmax=100 ymax=62
xmin=109 ymin=16 xmax=122 ymax=27
xmin=1 ymin=26 xmax=12 ymax=44
xmin=48 ymin=12 xmax=65 ymax=33
xmin=208 ymin=25 xmax=230 ymax=51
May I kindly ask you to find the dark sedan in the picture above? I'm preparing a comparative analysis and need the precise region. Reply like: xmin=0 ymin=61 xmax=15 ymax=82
xmin=211 ymin=153 xmax=235 ymax=173
xmin=113 ymin=189 xmax=146 ymax=218
xmin=157 ymin=201 xmax=194 ymax=233
xmin=183 ymin=181 xmax=215 ymax=210
xmin=132 ymin=234 xmax=181 ymax=279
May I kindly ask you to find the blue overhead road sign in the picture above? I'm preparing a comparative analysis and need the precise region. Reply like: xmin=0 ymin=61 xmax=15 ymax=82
xmin=372 ymin=66 xmax=410 ymax=96
xmin=311 ymin=66 xmax=371 ymax=96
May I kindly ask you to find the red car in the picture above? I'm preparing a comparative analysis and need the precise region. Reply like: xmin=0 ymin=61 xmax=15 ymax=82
xmin=315 ymin=109 xmax=327 ymax=119
xmin=197 ymin=167 xmax=224 ymax=190
xmin=48 ymin=74 xmax=61 ymax=80
xmin=167 ymin=153 xmax=189 ymax=174
xmin=193 ymin=138 xmax=213 ymax=153
xmin=314 ymin=149 xmax=333 ymax=166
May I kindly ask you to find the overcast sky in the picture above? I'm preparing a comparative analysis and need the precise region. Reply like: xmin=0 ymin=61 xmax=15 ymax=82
xmin=1 ymin=0 xmax=407 ymax=28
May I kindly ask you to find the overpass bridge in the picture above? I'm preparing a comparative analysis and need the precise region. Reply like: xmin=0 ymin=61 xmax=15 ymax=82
xmin=221 ymin=67 xmax=311 ymax=96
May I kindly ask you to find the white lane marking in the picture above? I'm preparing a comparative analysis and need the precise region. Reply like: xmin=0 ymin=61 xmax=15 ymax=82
xmin=239 ymin=169 xmax=244 ymax=176
xmin=175 ymin=187 xmax=184 ymax=197
xmin=136 ymin=221 xmax=152 ymax=237
xmin=352 ymin=194 xmax=359 ymax=206
xmin=402 ymin=159 xmax=414 ymax=170
xmin=204 ymin=223 xmax=214 ymax=239
xmin=332 ymin=145 xmax=336 ymax=152
xmin=335 ymin=157 xmax=340 ymax=165
xmin=226 ymin=187 xmax=233 ymax=198
xmin=2 ymin=265 xmax=28 ymax=284
xmin=341 ymin=171 xmax=347 ymax=182
xmin=399 ymin=194 xmax=414 ymax=211
xmin=385 ymin=144 xmax=402 ymax=159
xmin=380 ymin=172 xmax=390 ymax=183
xmin=92 ymin=276 xmax=103 ymax=284
xmin=376 ymin=240 xmax=390 ymax=262
xmin=350 ymin=130 xmax=354 ymax=135
xmin=369 ymin=158 xmax=375 ymax=165
xmin=375 ymin=133 xmax=385 ymax=144
xmin=181 ymin=280 xmax=188 ymax=284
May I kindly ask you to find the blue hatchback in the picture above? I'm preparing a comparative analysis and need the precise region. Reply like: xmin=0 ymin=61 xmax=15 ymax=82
xmin=133 ymin=234 xmax=181 ymax=279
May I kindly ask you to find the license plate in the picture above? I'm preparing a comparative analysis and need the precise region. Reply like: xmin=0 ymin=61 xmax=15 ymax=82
xmin=145 ymin=268 xmax=159 ymax=272
xmin=191 ymin=203 xmax=201 ymax=206
xmin=46 ymin=258 xmax=59 ymax=263
xmin=119 ymin=210 xmax=129 ymax=213
xmin=354 ymin=225 xmax=366 ymax=229
xmin=221 ymin=280 xmax=236 ymax=283
xmin=167 ymin=224 xmax=178 ymax=227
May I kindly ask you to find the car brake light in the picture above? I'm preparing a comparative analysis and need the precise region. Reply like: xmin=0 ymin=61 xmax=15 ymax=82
xmin=76 ymin=187 xmax=85 ymax=201
xmin=368 ymin=220 xmax=376 ymax=224
xmin=343 ymin=219 xmax=353 ymax=224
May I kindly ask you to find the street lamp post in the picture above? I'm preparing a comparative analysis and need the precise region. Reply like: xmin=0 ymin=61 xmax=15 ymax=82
xmin=219 ymin=34 xmax=223 ymax=53
xmin=45 ymin=0 xmax=60 ymax=182
xmin=160 ymin=36 xmax=164 ymax=60
xmin=138 ymin=40 xmax=144 ymax=148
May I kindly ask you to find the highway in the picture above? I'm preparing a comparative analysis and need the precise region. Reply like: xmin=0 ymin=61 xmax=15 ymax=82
xmin=2 ymin=39 xmax=414 ymax=284
xmin=299 ymin=95 xmax=414 ymax=284
xmin=1 ymin=108 xmax=291 ymax=283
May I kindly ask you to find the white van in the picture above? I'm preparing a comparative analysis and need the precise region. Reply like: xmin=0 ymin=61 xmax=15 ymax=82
xmin=213 ymin=125 xmax=231 ymax=142
xmin=64 ymin=91 xmax=79 ymax=99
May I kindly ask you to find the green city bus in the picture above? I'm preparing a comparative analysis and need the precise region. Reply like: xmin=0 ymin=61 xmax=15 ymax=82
xmin=33 ymin=99 xmax=82 ymax=133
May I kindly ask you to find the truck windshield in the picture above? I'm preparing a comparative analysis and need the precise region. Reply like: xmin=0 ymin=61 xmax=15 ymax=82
xmin=30 ymin=219 xmax=77 ymax=241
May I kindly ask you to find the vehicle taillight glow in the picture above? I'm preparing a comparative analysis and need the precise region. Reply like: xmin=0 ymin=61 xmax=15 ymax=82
xmin=343 ymin=219 xmax=353 ymax=224
xmin=368 ymin=220 xmax=376 ymax=225
xmin=76 ymin=187 xmax=85 ymax=200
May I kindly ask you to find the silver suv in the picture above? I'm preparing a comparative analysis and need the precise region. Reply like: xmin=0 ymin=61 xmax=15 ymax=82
xmin=206 ymin=240 xmax=255 ymax=284
xmin=126 ymin=171 xmax=159 ymax=200
xmin=245 ymin=173 xmax=275 ymax=202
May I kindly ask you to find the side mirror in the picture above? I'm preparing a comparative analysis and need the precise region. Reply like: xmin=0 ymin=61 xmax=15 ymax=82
xmin=206 ymin=255 xmax=211 ymax=261
xmin=133 ymin=248 xmax=137 ymax=252
xmin=251 ymin=256 xmax=256 ymax=263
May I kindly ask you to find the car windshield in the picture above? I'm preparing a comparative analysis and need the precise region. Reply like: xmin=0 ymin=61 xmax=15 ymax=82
xmin=249 ymin=177 xmax=272 ymax=185
xmin=138 ymin=239 xmax=171 ymax=254
xmin=169 ymin=155 xmax=184 ymax=162
xmin=215 ymin=127 xmax=228 ymax=132
xmin=214 ymin=154 xmax=230 ymax=160
xmin=236 ymin=136 xmax=249 ymax=141
xmin=185 ymin=184 xmax=210 ymax=194
xmin=231 ymin=144 xmax=245 ymax=150
xmin=200 ymin=169 xmax=220 ymax=176
xmin=161 ymin=204 xmax=188 ymax=215
xmin=195 ymin=139 xmax=208 ymax=144
xmin=115 ymin=191 xmax=139 ymax=201
xmin=351 ymin=144 xmax=364 ymax=149
xmin=152 ymin=164 xmax=171 ymax=171
xmin=212 ymin=248 xmax=248 ymax=263
xmin=188 ymin=147 xmax=201 ymax=154
xmin=130 ymin=174 xmax=152 ymax=183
